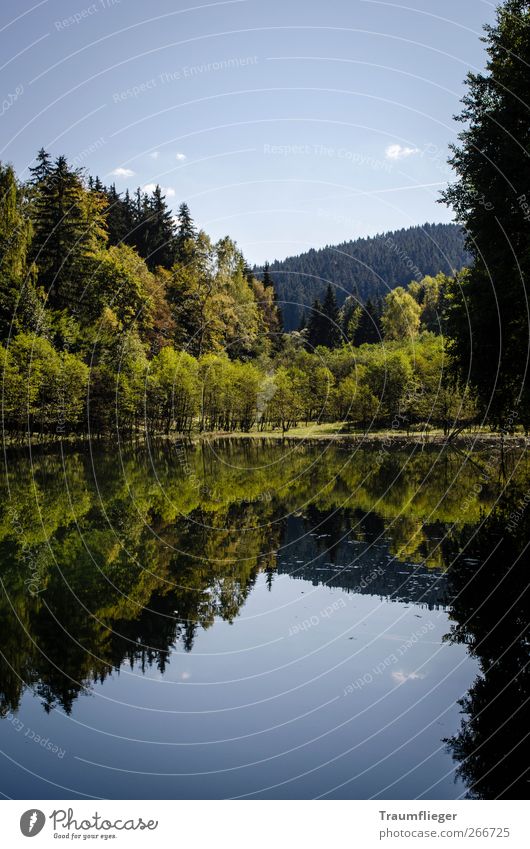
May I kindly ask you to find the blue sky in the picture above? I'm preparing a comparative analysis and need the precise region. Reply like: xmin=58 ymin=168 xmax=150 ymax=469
xmin=1 ymin=0 xmax=496 ymax=264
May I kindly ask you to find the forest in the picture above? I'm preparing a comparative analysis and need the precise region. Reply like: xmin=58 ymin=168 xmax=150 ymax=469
xmin=0 ymin=153 xmax=471 ymax=441
xmin=1 ymin=0 xmax=530 ymax=439
xmin=264 ymin=222 xmax=471 ymax=329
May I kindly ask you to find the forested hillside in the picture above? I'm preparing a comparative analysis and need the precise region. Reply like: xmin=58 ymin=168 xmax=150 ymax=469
xmin=0 ymin=148 xmax=480 ymax=439
xmin=263 ymin=222 xmax=470 ymax=328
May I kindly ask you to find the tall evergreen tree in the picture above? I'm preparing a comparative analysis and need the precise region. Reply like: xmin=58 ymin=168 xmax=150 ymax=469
xmin=28 ymin=148 xmax=52 ymax=185
xmin=0 ymin=163 xmax=46 ymax=339
xmin=321 ymin=284 xmax=341 ymax=348
xmin=144 ymin=185 xmax=176 ymax=270
xmin=306 ymin=299 xmax=324 ymax=350
xmin=354 ymin=298 xmax=383 ymax=345
xmin=29 ymin=155 xmax=106 ymax=310
xmin=263 ymin=261 xmax=273 ymax=288
xmin=103 ymin=184 xmax=134 ymax=246
xmin=175 ymin=202 xmax=196 ymax=263
xmin=442 ymin=0 xmax=530 ymax=426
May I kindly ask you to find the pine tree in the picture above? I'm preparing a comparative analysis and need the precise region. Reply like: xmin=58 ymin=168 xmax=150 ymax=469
xmin=354 ymin=298 xmax=382 ymax=345
xmin=0 ymin=163 xmax=46 ymax=340
xmin=144 ymin=185 xmax=176 ymax=270
xmin=28 ymin=148 xmax=52 ymax=185
xmin=30 ymin=155 xmax=105 ymax=309
xmin=104 ymin=184 xmax=134 ymax=246
xmin=175 ymin=202 xmax=196 ymax=263
xmin=263 ymin=261 xmax=273 ymax=288
xmin=442 ymin=0 xmax=530 ymax=426
xmin=306 ymin=299 xmax=324 ymax=350
xmin=321 ymin=284 xmax=341 ymax=348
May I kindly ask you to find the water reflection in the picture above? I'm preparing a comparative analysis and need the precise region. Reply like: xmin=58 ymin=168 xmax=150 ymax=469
xmin=0 ymin=439 xmax=527 ymax=798
xmin=443 ymin=484 xmax=530 ymax=799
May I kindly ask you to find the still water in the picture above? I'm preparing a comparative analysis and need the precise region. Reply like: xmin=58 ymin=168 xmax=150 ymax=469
xmin=0 ymin=439 xmax=528 ymax=799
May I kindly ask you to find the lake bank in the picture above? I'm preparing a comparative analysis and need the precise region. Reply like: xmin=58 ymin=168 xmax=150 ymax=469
xmin=3 ymin=423 xmax=529 ymax=452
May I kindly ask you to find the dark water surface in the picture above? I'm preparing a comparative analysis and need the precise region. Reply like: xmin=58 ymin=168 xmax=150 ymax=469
xmin=0 ymin=439 xmax=528 ymax=799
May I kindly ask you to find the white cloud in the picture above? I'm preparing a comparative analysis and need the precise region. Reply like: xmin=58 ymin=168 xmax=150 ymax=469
xmin=392 ymin=670 xmax=425 ymax=685
xmin=175 ymin=152 xmax=186 ymax=161
xmin=143 ymin=183 xmax=176 ymax=198
xmin=110 ymin=167 xmax=135 ymax=177
xmin=149 ymin=151 xmax=159 ymax=160
xmin=385 ymin=144 xmax=420 ymax=161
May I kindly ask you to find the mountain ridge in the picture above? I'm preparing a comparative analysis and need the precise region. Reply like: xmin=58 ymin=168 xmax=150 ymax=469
xmin=259 ymin=222 xmax=470 ymax=329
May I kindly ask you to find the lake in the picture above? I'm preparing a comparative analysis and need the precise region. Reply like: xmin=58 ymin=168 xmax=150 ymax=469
xmin=0 ymin=438 xmax=528 ymax=799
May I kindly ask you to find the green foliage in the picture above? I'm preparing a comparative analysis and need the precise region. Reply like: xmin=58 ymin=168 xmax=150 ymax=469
xmin=306 ymin=284 xmax=342 ymax=349
xmin=442 ymin=0 xmax=530 ymax=426
xmin=381 ymin=286 xmax=422 ymax=341
xmin=266 ymin=223 xmax=470 ymax=329
xmin=89 ymin=244 xmax=154 ymax=331
xmin=147 ymin=347 xmax=199 ymax=433
xmin=3 ymin=332 xmax=88 ymax=433
xmin=29 ymin=155 xmax=107 ymax=310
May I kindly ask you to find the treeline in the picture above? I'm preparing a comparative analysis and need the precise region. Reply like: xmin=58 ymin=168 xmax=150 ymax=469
xmin=263 ymin=222 xmax=471 ymax=329
xmin=0 ymin=149 xmax=282 ymax=356
xmin=303 ymin=272 xmax=448 ymax=349
xmin=2 ymin=148 xmax=478 ymax=439
xmin=0 ymin=329 xmax=476 ymax=437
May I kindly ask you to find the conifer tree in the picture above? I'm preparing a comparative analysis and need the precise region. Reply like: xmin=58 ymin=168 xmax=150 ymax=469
xmin=321 ymin=284 xmax=341 ymax=348
xmin=28 ymin=148 xmax=52 ymax=185
xmin=442 ymin=0 xmax=530 ymax=426
xmin=354 ymin=298 xmax=383 ymax=346
xmin=306 ymin=299 xmax=324 ymax=350
xmin=30 ymin=155 xmax=105 ymax=309
xmin=175 ymin=202 xmax=196 ymax=263
xmin=144 ymin=185 xmax=176 ymax=270
xmin=263 ymin=261 xmax=273 ymax=288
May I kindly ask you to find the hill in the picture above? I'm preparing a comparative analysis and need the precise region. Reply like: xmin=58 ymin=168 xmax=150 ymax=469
xmin=262 ymin=222 xmax=470 ymax=329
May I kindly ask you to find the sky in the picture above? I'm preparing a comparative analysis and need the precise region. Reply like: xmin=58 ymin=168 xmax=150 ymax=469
xmin=1 ymin=0 xmax=497 ymax=264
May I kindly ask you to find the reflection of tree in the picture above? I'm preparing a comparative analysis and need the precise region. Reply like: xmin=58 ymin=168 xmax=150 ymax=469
xmin=278 ymin=508 xmax=450 ymax=608
xmin=0 ymin=441 xmax=525 ymax=719
xmin=444 ymin=485 xmax=530 ymax=799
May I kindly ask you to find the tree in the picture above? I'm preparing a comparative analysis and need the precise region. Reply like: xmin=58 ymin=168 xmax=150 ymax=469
xmin=89 ymin=244 xmax=154 ymax=332
xmin=266 ymin=366 xmax=303 ymax=432
xmin=365 ymin=349 xmax=413 ymax=421
xmin=167 ymin=231 xmax=223 ymax=356
xmin=381 ymin=287 xmax=421 ymax=341
xmin=353 ymin=298 xmax=382 ymax=346
xmin=214 ymin=237 xmax=260 ymax=358
xmin=305 ymin=287 xmax=341 ymax=350
xmin=442 ymin=0 xmax=530 ymax=427
xmin=262 ymin=261 xmax=273 ymax=288
xmin=103 ymin=184 xmax=135 ymax=247
xmin=0 ymin=163 xmax=46 ymax=340
xmin=251 ymin=277 xmax=283 ymax=354
xmin=29 ymin=155 xmax=106 ymax=311
xmin=336 ymin=371 xmax=379 ymax=429
xmin=147 ymin=347 xmax=199 ymax=433
xmin=28 ymin=148 xmax=52 ymax=185
xmin=174 ymin=202 xmax=196 ymax=263
xmin=6 ymin=332 xmax=88 ymax=434
xmin=321 ymin=284 xmax=341 ymax=348
xmin=340 ymin=295 xmax=361 ymax=345
xmin=265 ymin=223 xmax=470 ymax=329
xmin=306 ymin=299 xmax=324 ymax=350
xmin=143 ymin=185 xmax=176 ymax=270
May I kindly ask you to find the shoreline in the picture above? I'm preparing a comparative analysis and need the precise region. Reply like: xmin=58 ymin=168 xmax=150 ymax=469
xmin=2 ymin=427 xmax=528 ymax=452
